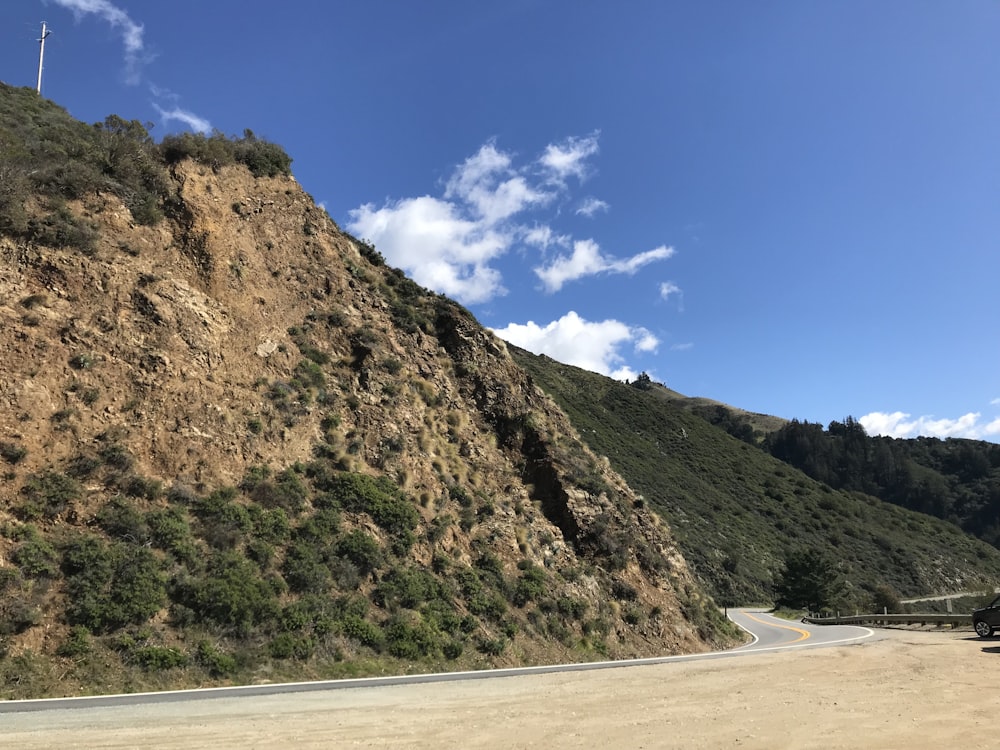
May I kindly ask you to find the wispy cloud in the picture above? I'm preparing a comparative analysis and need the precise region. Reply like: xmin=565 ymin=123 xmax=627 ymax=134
xmin=153 ymin=105 xmax=212 ymax=134
xmin=659 ymin=281 xmax=681 ymax=300
xmin=348 ymin=134 xmax=650 ymax=305
xmin=859 ymin=411 xmax=1000 ymax=441
xmin=575 ymin=197 xmax=609 ymax=217
xmin=50 ymin=1 xmax=211 ymax=133
xmin=534 ymin=239 xmax=673 ymax=293
xmin=492 ymin=311 xmax=657 ymax=381
xmin=659 ymin=280 xmax=684 ymax=311
xmin=522 ymin=225 xmax=569 ymax=250
xmin=670 ymin=342 xmax=694 ymax=351
xmin=540 ymin=133 xmax=600 ymax=184
xmin=50 ymin=0 xmax=146 ymax=83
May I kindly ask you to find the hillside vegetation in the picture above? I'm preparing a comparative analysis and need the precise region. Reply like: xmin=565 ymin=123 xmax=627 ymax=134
xmin=764 ymin=418 xmax=1000 ymax=546
xmin=0 ymin=85 xmax=737 ymax=699
xmin=511 ymin=350 xmax=1000 ymax=607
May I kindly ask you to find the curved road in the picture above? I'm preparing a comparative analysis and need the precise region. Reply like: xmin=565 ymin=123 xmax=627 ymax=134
xmin=728 ymin=608 xmax=875 ymax=652
xmin=0 ymin=609 xmax=874 ymax=714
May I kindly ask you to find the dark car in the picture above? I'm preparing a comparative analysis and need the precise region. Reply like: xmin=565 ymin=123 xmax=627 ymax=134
xmin=973 ymin=595 xmax=1000 ymax=638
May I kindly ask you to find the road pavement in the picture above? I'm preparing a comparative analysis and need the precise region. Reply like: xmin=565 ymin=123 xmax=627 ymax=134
xmin=728 ymin=608 xmax=875 ymax=651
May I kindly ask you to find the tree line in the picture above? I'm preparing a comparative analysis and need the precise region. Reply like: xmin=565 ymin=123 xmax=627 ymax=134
xmin=764 ymin=417 xmax=1000 ymax=547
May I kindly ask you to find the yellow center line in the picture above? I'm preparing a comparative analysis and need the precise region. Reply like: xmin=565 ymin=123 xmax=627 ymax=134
xmin=743 ymin=612 xmax=811 ymax=643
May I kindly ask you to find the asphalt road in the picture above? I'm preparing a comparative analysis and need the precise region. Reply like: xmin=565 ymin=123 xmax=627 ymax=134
xmin=0 ymin=609 xmax=875 ymax=715
xmin=728 ymin=608 xmax=875 ymax=651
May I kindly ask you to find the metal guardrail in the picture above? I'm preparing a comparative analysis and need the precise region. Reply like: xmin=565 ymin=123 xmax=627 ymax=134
xmin=802 ymin=613 xmax=971 ymax=627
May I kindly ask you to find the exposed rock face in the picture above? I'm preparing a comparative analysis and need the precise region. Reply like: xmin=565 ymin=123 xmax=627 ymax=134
xmin=0 ymin=158 xmax=738 ymax=691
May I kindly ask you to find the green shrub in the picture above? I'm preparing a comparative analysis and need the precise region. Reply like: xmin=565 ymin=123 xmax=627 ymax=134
xmin=335 ymin=530 xmax=383 ymax=575
xmin=293 ymin=359 xmax=325 ymax=389
xmin=245 ymin=538 xmax=274 ymax=569
xmin=61 ymin=535 xmax=166 ymax=633
xmin=194 ymin=489 xmax=252 ymax=549
xmin=374 ymin=567 xmax=447 ymax=611
xmin=382 ymin=613 xmax=440 ymax=659
xmin=120 ymin=474 xmax=163 ymax=500
xmin=294 ymin=508 xmax=341 ymax=542
xmin=249 ymin=468 xmax=308 ymax=513
xmin=69 ymin=353 xmax=95 ymax=370
xmin=96 ymin=497 xmax=149 ymax=542
xmin=99 ymin=443 xmax=135 ymax=472
xmin=147 ymin=507 xmax=198 ymax=563
xmin=340 ymin=614 xmax=384 ymax=650
xmin=0 ymin=441 xmax=27 ymax=464
xmin=281 ymin=540 xmax=330 ymax=593
xmin=159 ymin=128 xmax=291 ymax=178
xmin=56 ymin=626 xmax=92 ymax=657
xmin=556 ymin=596 xmax=589 ymax=620
xmin=476 ymin=635 xmax=507 ymax=656
xmin=132 ymin=646 xmax=188 ymax=671
xmin=19 ymin=470 xmax=81 ymax=520
xmin=12 ymin=529 xmax=59 ymax=578
xmin=268 ymin=632 xmax=315 ymax=660
xmin=195 ymin=640 xmax=237 ymax=677
xmin=512 ymin=564 xmax=547 ymax=607
xmin=26 ymin=205 xmax=98 ymax=252
xmin=319 ymin=472 xmax=418 ymax=536
xmin=0 ymin=594 xmax=41 ymax=636
xmin=174 ymin=551 xmax=279 ymax=633
xmin=66 ymin=453 xmax=102 ymax=478
xmin=249 ymin=506 xmax=291 ymax=544
xmin=467 ymin=590 xmax=508 ymax=621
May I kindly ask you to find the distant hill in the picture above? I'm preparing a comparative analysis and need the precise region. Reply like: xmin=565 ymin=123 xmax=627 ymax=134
xmin=641 ymin=381 xmax=788 ymax=442
xmin=511 ymin=349 xmax=1000 ymax=606
xmin=763 ymin=418 xmax=1000 ymax=547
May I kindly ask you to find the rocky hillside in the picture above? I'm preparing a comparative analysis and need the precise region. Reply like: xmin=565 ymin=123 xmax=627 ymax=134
xmin=0 ymin=86 xmax=737 ymax=698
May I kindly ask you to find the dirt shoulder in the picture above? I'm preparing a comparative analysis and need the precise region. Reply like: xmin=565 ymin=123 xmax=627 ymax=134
xmin=5 ymin=628 xmax=996 ymax=749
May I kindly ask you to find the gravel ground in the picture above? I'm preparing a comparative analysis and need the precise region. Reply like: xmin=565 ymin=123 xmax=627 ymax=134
xmin=6 ymin=628 xmax=996 ymax=749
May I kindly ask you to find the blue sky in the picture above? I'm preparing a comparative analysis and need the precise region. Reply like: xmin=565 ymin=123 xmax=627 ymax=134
xmin=2 ymin=1 xmax=998 ymax=441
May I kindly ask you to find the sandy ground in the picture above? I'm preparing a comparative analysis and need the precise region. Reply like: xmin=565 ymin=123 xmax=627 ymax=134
xmin=5 ymin=628 xmax=997 ymax=749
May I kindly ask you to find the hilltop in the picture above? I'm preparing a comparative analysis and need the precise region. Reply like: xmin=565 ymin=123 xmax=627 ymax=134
xmin=0 ymin=84 xmax=736 ymax=699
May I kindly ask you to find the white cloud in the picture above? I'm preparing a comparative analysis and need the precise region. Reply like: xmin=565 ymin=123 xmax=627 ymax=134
xmin=576 ymin=197 xmax=609 ymax=217
xmin=348 ymin=195 xmax=509 ymax=304
xmin=859 ymin=411 xmax=1000 ymax=441
xmin=51 ymin=0 xmax=146 ymax=83
xmin=670 ymin=342 xmax=694 ymax=351
xmin=540 ymin=133 xmax=600 ymax=183
xmin=634 ymin=328 xmax=659 ymax=353
xmin=348 ymin=134 xmax=640 ymax=306
xmin=444 ymin=142 xmax=552 ymax=224
xmin=659 ymin=280 xmax=684 ymax=311
xmin=492 ymin=311 xmax=654 ymax=379
xmin=659 ymin=281 xmax=681 ymax=300
xmin=534 ymin=239 xmax=673 ymax=292
xmin=153 ymin=105 xmax=211 ymax=134
xmin=522 ymin=225 xmax=569 ymax=250
xmin=992 ymin=397 xmax=1000 ymax=406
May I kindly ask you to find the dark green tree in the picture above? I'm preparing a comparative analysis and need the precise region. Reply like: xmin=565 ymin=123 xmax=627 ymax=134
xmin=630 ymin=372 xmax=653 ymax=390
xmin=774 ymin=548 xmax=840 ymax=611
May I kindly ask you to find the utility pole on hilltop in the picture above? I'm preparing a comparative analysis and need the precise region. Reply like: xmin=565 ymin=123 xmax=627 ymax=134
xmin=36 ymin=21 xmax=51 ymax=95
